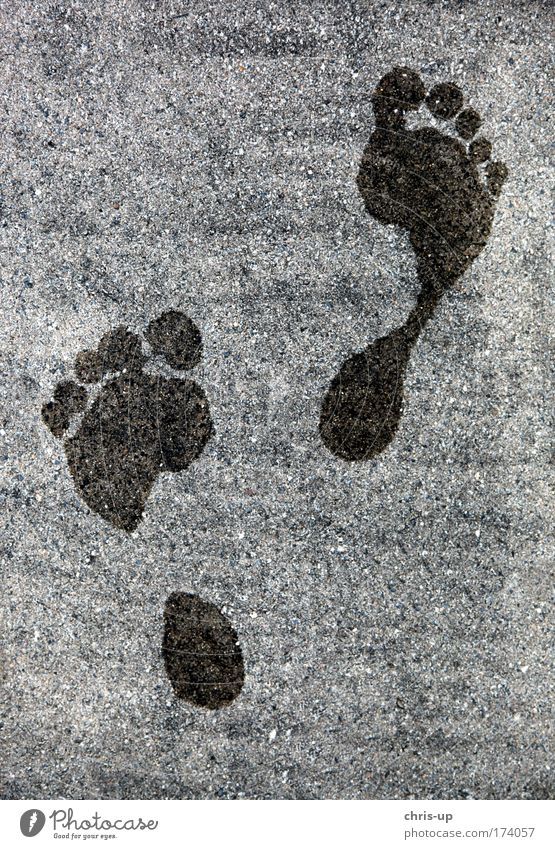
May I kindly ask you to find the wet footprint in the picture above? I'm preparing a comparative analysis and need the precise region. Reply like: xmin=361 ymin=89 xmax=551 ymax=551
xmin=43 ymin=319 xmax=243 ymax=708
xmin=163 ymin=592 xmax=245 ymax=709
xmin=42 ymin=311 xmax=214 ymax=531
xmin=319 ymin=67 xmax=508 ymax=461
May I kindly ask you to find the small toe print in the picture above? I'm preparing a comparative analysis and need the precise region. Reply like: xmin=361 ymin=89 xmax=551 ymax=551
xmin=41 ymin=311 xmax=213 ymax=530
xmin=163 ymin=592 xmax=245 ymax=709
xmin=75 ymin=328 xmax=144 ymax=382
xmin=74 ymin=349 xmax=103 ymax=383
xmin=97 ymin=326 xmax=145 ymax=374
xmin=470 ymin=137 xmax=492 ymax=163
xmin=426 ymin=82 xmax=463 ymax=119
xmin=41 ymin=380 xmax=87 ymax=438
xmin=487 ymin=161 xmax=509 ymax=196
xmin=146 ymin=310 xmax=202 ymax=371
xmin=456 ymin=107 xmax=482 ymax=139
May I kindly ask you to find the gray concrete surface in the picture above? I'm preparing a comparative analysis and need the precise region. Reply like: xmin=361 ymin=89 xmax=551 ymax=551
xmin=0 ymin=0 xmax=553 ymax=799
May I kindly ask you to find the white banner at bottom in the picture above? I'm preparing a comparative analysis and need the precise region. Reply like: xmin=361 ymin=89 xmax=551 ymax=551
xmin=1 ymin=799 xmax=553 ymax=849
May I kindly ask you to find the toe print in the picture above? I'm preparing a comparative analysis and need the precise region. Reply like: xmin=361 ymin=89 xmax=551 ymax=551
xmin=42 ymin=311 xmax=214 ymax=531
xmin=41 ymin=381 xmax=87 ymax=439
xmin=163 ymin=593 xmax=245 ymax=709
xmin=320 ymin=66 xmax=507 ymax=461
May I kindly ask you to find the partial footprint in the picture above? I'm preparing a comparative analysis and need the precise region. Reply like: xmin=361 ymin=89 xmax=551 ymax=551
xmin=163 ymin=592 xmax=245 ymax=709
xmin=319 ymin=67 xmax=508 ymax=461
xmin=42 ymin=311 xmax=213 ymax=531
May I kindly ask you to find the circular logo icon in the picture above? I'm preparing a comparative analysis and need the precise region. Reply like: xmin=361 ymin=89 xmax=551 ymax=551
xmin=20 ymin=810 xmax=46 ymax=837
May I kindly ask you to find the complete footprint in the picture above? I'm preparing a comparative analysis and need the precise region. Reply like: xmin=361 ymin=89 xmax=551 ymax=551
xmin=319 ymin=67 xmax=507 ymax=461
xmin=42 ymin=311 xmax=214 ymax=531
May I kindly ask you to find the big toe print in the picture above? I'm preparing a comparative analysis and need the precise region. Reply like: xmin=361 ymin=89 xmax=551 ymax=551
xmin=42 ymin=311 xmax=214 ymax=531
xmin=319 ymin=67 xmax=507 ymax=461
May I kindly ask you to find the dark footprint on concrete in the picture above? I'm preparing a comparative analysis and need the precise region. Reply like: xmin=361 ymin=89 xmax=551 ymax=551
xmin=42 ymin=311 xmax=213 ymax=531
xmin=163 ymin=592 xmax=245 ymax=709
xmin=319 ymin=67 xmax=508 ymax=461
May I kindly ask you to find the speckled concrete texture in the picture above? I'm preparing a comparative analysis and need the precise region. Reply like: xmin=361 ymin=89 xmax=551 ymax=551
xmin=1 ymin=0 xmax=553 ymax=799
